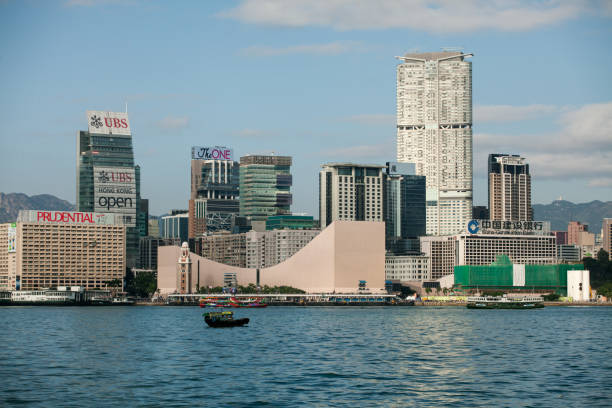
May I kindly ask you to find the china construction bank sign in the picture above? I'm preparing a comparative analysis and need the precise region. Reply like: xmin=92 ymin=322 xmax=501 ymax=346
xmin=87 ymin=110 xmax=131 ymax=136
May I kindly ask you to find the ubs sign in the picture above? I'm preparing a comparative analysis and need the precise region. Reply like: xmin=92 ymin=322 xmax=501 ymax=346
xmin=87 ymin=110 xmax=131 ymax=136
xmin=93 ymin=166 xmax=136 ymax=226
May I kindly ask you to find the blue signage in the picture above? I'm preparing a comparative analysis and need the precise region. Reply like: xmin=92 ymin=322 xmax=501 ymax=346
xmin=467 ymin=219 xmax=480 ymax=234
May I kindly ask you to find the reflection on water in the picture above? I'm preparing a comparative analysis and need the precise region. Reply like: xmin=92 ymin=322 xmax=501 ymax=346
xmin=1 ymin=306 xmax=611 ymax=407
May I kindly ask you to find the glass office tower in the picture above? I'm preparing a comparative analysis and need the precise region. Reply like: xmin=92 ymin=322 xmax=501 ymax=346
xmin=239 ymin=155 xmax=292 ymax=221
xmin=77 ymin=111 xmax=141 ymax=268
xmin=384 ymin=162 xmax=426 ymax=255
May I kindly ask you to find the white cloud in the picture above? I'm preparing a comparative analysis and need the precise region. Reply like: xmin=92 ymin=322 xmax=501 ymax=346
xmin=473 ymin=102 xmax=612 ymax=183
xmin=241 ymin=41 xmax=362 ymax=56
xmin=342 ymin=113 xmax=395 ymax=125
xmin=219 ymin=0 xmax=596 ymax=33
xmin=155 ymin=116 xmax=189 ymax=130
xmin=474 ymin=104 xmax=560 ymax=123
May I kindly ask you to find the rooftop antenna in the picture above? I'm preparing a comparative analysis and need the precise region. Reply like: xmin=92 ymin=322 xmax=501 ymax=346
xmin=125 ymin=101 xmax=128 ymax=113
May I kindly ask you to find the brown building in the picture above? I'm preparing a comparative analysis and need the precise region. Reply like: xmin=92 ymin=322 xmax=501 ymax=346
xmin=568 ymin=221 xmax=588 ymax=246
xmin=488 ymin=154 xmax=532 ymax=221
xmin=0 ymin=210 xmax=126 ymax=291
xmin=604 ymin=218 xmax=612 ymax=260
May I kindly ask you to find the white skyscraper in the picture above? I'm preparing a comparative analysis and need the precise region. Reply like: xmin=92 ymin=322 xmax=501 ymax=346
xmin=396 ymin=51 xmax=473 ymax=235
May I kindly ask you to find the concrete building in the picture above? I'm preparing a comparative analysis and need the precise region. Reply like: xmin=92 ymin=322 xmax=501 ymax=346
xmin=383 ymin=162 xmax=426 ymax=255
xmin=159 ymin=211 xmax=189 ymax=243
xmin=604 ymin=218 xmax=612 ymax=260
xmin=77 ymin=110 xmax=141 ymax=268
xmin=199 ymin=231 xmax=247 ymax=268
xmin=239 ymin=155 xmax=292 ymax=221
xmin=148 ymin=219 xmax=160 ymax=237
xmin=0 ymin=210 xmax=125 ymax=291
xmin=422 ymin=228 xmax=557 ymax=280
xmin=568 ymin=221 xmax=588 ymax=246
xmin=246 ymin=229 xmax=320 ymax=269
xmin=158 ymin=221 xmax=386 ymax=294
xmin=319 ymin=163 xmax=385 ymax=229
xmin=385 ymin=255 xmax=430 ymax=282
xmin=488 ymin=154 xmax=532 ymax=221
xmin=553 ymin=230 xmax=568 ymax=245
xmin=396 ymin=51 xmax=473 ymax=235
xmin=189 ymin=147 xmax=239 ymax=238
xmin=557 ymin=244 xmax=581 ymax=263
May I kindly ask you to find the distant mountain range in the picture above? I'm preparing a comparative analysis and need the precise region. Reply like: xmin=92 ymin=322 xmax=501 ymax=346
xmin=0 ymin=193 xmax=75 ymax=223
xmin=1 ymin=193 xmax=610 ymax=233
xmin=532 ymin=200 xmax=612 ymax=233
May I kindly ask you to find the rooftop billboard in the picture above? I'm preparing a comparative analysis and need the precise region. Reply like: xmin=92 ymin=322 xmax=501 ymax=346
xmin=17 ymin=210 xmax=122 ymax=225
xmin=191 ymin=146 xmax=233 ymax=161
xmin=87 ymin=110 xmax=131 ymax=136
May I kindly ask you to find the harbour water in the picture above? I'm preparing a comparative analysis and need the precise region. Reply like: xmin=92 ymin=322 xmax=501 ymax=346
xmin=1 ymin=306 xmax=611 ymax=407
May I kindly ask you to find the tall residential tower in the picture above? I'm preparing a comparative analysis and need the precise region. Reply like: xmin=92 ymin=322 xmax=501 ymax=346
xmin=396 ymin=51 xmax=473 ymax=235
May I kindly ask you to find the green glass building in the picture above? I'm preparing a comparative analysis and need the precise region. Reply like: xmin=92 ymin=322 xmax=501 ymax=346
xmin=77 ymin=111 xmax=142 ymax=269
xmin=454 ymin=254 xmax=584 ymax=295
xmin=266 ymin=215 xmax=315 ymax=230
xmin=239 ymin=155 xmax=292 ymax=221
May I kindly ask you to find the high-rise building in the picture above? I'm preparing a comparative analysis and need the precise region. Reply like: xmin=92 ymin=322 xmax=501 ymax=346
xmin=189 ymin=146 xmax=239 ymax=238
xmin=159 ymin=211 xmax=189 ymax=243
xmin=246 ymin=229 xmax=320 ymax=269
xmin=384 ymin=162 xmax=426 ymax=255
xmin=488 ymin=154 xmax=532 ymax=221
xmin=568 ymin=221 xmax=588 ymax=246
xmin=472 ymin=206 xmax=489 ymax=220
xmin=77 ymin=110 xmax=141 ymax=268
xmin=396 ymin=51 xmax=473 ymax=236
xmin=239 ymin=155 xmax=292 ymax=221
xmin=319 ymin=163 xmax=385 ymax=229
xmin=604 ymin=218 xmax=612 ymax=260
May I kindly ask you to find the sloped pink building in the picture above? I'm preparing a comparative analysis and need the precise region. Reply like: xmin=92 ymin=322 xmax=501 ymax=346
xmin=157 ymin=221 xmax=385 ymax=294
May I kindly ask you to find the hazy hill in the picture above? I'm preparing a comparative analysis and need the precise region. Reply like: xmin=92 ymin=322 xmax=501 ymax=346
xmin=0 ymin=193 xmax=75 ymax=223
xmin=533 ymin=200 xmax=612 ymax=233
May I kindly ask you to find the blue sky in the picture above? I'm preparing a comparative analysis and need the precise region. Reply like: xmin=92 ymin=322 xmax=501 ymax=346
xmin=0 ymin=0 xmax=611 ymax=216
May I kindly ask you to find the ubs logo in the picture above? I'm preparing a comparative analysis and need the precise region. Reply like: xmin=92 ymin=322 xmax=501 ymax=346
xmin=90 ymin=115 xmax=103 ymax=129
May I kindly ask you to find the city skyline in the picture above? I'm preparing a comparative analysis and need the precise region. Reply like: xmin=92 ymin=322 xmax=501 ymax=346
xmin=1 ymin=1 xmax=611 ymax=216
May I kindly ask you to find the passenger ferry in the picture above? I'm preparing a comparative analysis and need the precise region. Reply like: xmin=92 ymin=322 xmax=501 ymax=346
xmin=11 ymin=290 xmax=79 ymax=304
xmin=467 ymin=295 xmax=544 ymax=309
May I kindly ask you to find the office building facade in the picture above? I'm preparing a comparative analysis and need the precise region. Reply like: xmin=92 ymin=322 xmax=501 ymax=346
xmin=396 ymin=51 xmax=473 ymax=235
xmin=385 ymin=255 xmax=430 ymax=282
xmin=189 ymin=147 xmax=239 ymax=238
xmin=384 ymin=162 xmax=426 ymax=254
xmin=0 ymin=210 xmax=125 ymax=291
xmin=488 ymin=154 xmax=532 ymax=221
xmin=159 ymin=211 xmax=189 ymax=243
xmin=239 ymin=155 xmax=292 ymax=221
xmin=319 ymin=163 xmax=384 ymax=229
xmin=77 ymin=110 xmax=141 ymax=268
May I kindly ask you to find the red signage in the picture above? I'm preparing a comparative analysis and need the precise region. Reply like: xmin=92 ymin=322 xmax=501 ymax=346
xmin=34 ymin=211 xmax=110 ymax=224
